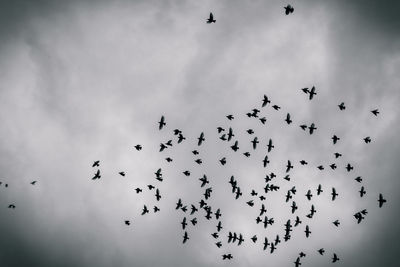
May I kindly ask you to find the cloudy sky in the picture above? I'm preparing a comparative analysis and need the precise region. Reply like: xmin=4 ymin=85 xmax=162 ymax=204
xmin=0 ymin=0 xmax=399 ymax=266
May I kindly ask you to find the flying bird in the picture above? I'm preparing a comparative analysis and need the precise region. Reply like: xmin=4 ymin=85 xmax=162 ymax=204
xmin=371 ymin=109 xmax=379 ymax=116
xmin=332 ymin=253 xmax=340 ymax=263
xmin=158 ymin=116 xmax=166 ymax=130
xmin=134 ymin=144 xmax=142 ymax=151
xmin=284 ymin=4 xmax=294 ymax=15
xmin=226 ymin=114 xmax=234 ymax=120
xmin=285 ymin=113 xmax=292 ymax=124
xmin=262 ymin=95 xmax=271 ymax=107
xmin=309 ymin=123 xmax=317 ymax=134
xmin=92 ymin=169 xmax=101 ymax=180
xmin=338 ymin=102 xmax=346 ymax=110
xmin=309 ymin=86 xmax=316 ymax=100
xmin=92 ymin=160 xmax=100 ymax=167
xmin=378 ymin=193 xmax=387 ymax=208
xmin=207 ymin=12 xmax=216 ymax=23
xmin=197 ymin=132 xmax=205 ymax=146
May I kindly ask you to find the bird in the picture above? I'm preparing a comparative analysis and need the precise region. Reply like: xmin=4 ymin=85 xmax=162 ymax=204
xmin=217 ymin=127 xmax=225 ymax=133
xmin=267 ymin=139 xmax=274 ymax=152
xmin=284 ymin=4 xmax=294 ymax=15
xmin=158 ymin=115 xmax=166 ymax=130
xmin=183 ymin=171 xmax=191 ymax=176
xmin=141 ymin=205 xmax=149 ymax=215
xmin=227 ymin=127 xmax=234 ymax=141
xmin=272 ymin=105 xmax=281 ymax=110
xmin=183 ymin=231 xmax=189 ymax=243
xmin=177 ymin=134 xmax=186 ymax=143
xmin=155 ymin=168 xmax=163 ymax=181
xmin=198 ymin=132 xmax=205 ymax=146
xmin=300 ymin=124 xmax=307 ymax=131
xmin=338 ymin=102 xmax=346 ymax=110
xmin=30 ymin=181 xmax=37 ymax=185
xmin=378 ymin=193 xmax=387 ymax=208
xmin=165 ymin=157 xmax=173 ymax=162
xmin=124 ymin=220 xmax=130 ymax=225
xmin=263 ymin=155 xmax=270 ymax=168
xmin=333 ymin=220 xmax=340 ymax=227
xmin=355 ymin=176 xmax=363 ymax=183
xmin=262 ymin=95 xmax=271 ymax=107
xmin=206 ymin=12 xmax=216 ymax=23
xmin=371 ymin=109 xmax=379 ymax=116
xmin=92 ymin=160 xmax=100 ymax=167
xmin=159 ymin=143 xmax=167 ymax=152
xmin=199 ymin=175 xmax=209 ymax=187
xmin=305 ymin=225 xmax=311 ymax=238
xmin=346 ymin=163 xmax=354 ymax=172
xmin=222 ymin=254 xmax=233 ymax=260
xmin=155 ymin=189 xmax=161 ymax=201
xmin=331 ymin=187 xmax=338 ymax=201
xmin=135 ymin=188 xmax=142 ymax=194
xmin=316 ymin=184 xmax=323 ymax=195
xmin=134 ymin=144 xmax=142 ymax=150
xmin=301 ymin=88 xmax=309 ymax=94
xmin=147 ymin=184 xmax=155 ymax=190
xmin=318 ymin=248 xmax=325 ymax=255
xmin=92 ymin=169 xmax=101 ymax=180
xmin=294 ymin=257 xmax=302 ymax=267
xmin=332 ymin=253 xmax=340 ymax=263
xmin=332 ymin=135 xmax=340 ymax=144
xmin=231 ymin=141 xmax=239 ymax=152
xmin=359 ymin=186 xmax=366 ymax=197
xmin=119 ymin=172 xmax=125 ymax=177
xmin=226 ymin=114 xmax=234 ymax=120
xmin=247 ymin=129 xmax=254 ymax=134
xmin=299 ymin=160 xmax=308 ymax=165
xmin=309 ymin=123 xmax=317 ymax=134
xmin=286 ymin=160 xmax=293 ymax=173
xmin=192 ymin=150 xmax=199 ymax=155
xmin=181 ymin=217 xmax=187 ymax=230
xmin=317 ymin=165 xmax=324 ymax=170
xmin=259 ymin=117 xmax=267 ymax=124
xmin=251 ymin=137 xmax=259 ymax=149
xmin=285 ymin=113 xmax=292 ymax=124
xmin=243 ymin=152 xmax=251 ymax=157
xmin=334 ymin=152 xmax=342 ymax=158
xmin=251 ymin=235 xmax=258 ymax=243
xmin=8 ymin=204 xmax=15 ymax=209
xmin=195 ymin=158 xmax=203 ymax=165
xmin=220 ymin=157 xmax=226 ymax=165
xmin=309 ymin=86 xmax=316 ymax=100
xmin=364 ymin=136 xmax=371 ymax=143
xmin=215 ymin=241 xmax=222 ymax=248
xmin=305 ymin=190 xmax=313 ymax=200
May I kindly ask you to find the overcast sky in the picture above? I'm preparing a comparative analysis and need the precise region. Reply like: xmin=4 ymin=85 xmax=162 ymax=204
xmin=0 ymin=0 xmax=399 ymax=266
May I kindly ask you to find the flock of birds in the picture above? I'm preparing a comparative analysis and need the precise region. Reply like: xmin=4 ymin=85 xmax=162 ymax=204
xmin=0 ymin=6 xmax=388 ymax=267
xmin=89 ymin=86 xmax=387 ymax=266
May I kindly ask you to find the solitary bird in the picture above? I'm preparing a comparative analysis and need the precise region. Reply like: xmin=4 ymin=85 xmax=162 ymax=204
xmin=371 ymin=109 xmax=379 ymax=116
xmin=134 ymin=144 xmax=142 ymax=151
xmin=338 ymin=102 xmax=346 ymax=110
xmin=207 ymin=12 xmax=216 ymax=23
xmin=92 ymin=160 xmax=100 ymax=167
xmin=198 ymin=132 xmax=205 ymax=146
xmin=378 ymin=193 xmax=387 ymax=208
xmin=31 ymin=181 xmax=37 ymax=185
xmin=262 ymin=95 xmax=271 ymax=107
xmin=284 ymin=4 xmax=294 ymax=15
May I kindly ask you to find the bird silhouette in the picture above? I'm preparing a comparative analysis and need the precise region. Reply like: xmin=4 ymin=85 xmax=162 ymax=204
xmin=207 ymin=12 xmax=216 ymax=23
xmin=284 ymin=4 xmax=294 ymax=15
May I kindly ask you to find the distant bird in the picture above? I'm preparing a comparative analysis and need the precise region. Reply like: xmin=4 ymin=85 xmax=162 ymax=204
xmin=299 ymin=160 xmax=308 ymax=165
xmin=243 ymin=152 xmax=251 ymax=157
xmin=134 ymin=144 xmax=142 ymax=151
xmin=334 ymin=152 xmax=342 ymax=158
xmin=119 ymin=172 xmax=125 ymax=177
xmin=147 ymin=184 xmax=155 ymax=190
xmin=355 ymin=176 xmax=363 ymax=183
xmin=364 ymin=136 xmax=371 ymax=143
xmin=251 ymin=137 xmax=259 ymax=149
xmin=378 ymin=193 xmax=387 ymax=208
xmin=309 ymin=86 xmax=316 ymax=100
xmin=284 ymin=4 xmax=294 ymax=15
xmin=92 ymin=160 xmax=100 ymax=167
xmin=199 ymin=175 xmax=209 ymax=187
xmin=30 ymin=181 xmax=37 ymax=185
xmin=259 ymin=117 xmax=267 ymax=124
xmin=92 ymin=169 xmax=101 ymax=180
xmin=251 ymin=235 xmax=258 ymax=243
xmin=247 ymin=129 xmax=254 ymax=134
xmin=159 ymin=143 xmax=167 ymax=152
xmin=153 ymin=206 xmax=160 ymax=213
xmin=177 ymin=134 xmax=186 ymax=143
xmin=8 ymin=204 xmax=15 ymax=209
xmin=272 ymin=105 xmax=281 ymax=110
xmin=301 ymin=88 xmax=309 ymax=94
xmin=332 ymin=253 xmax=340 ymax=263
xmin=309 ymin=123 xmax=317 ymax=134
xmin=332 ymin=135 xmax=340 ymax=144
xmin=198 ymin=132 xmax=205 ymax=146
xmin=125 ymin=220 xmax=130 ymax=225
xmin=329 ymin=163 xmax=337 ymax=170
xmin=371 ymin=109 xmax=379 ymax=116
xmin=227 ymin=127 xmax=234 ymax=141
xmin=285 ymin=113 xmax=292 ymax=124
xmin=263 ymin=155 xmax=270 ymax=168
xmin=267 ymin=139 xmax=274 ymax=152
xmin=305 ymin=225 xmax=311 ymax=238
xmin=294 ymin=257 xmax=302 ymax=267
xmin=359 ymin=186 xmax=366 ymax=197
xmin=316 ymin=184 xmax=323 ymax=195
xmin=217 ymin=127 xmax=225 ymax=133
xmin=192 ymin=150 xmax=199 ymax=155
xmin=338 ymin=102 xmax=346 ymax=110
xmin=141 ymin=205 xmax=149 ymax=215
xmin=158 ymin=116 xmax=166 ymax=130
xmin=220 ymin=157 xmax=227 ymax=165
xmin=317 ymin=165 xmax=324 ymax=170
xmin=195 ymin=158 xmax=203 ymax=165
xmin=173 ymin=129 xmax=182 ymax=135
xmin=165 ymin=157 xmax=173 ymax=162
xmin=155 ymin=168 xmax=163 ymax=181
xmin=226 ymin=114 xmax=234 ymax=120
xmin=262 ymin=95 xmax=271 ymax=107
xmin=183 ymin=231 xmax=189 ymax=243
xmin=155 ymin=189 xmax=161 ymax=201
xmin=231 ymin=141 xmax=239 ymax=152
xmin=333 ymin=220 xmax=340 ymax=227
xmin=183 ymin=170 xmax=191 ymax=176
xmin=331 ymin=187 xmax=338 ymax=201
xmin=286 ymin=160 xmax=293 ymax=173
xmin=222 ymin=254 xmax=233 ymax=260
xmin=305 ymin=190 xmax=313 ymax=201
xmin=135 ymin=188 xmax=142 ymax=194
xmin=318 ymin=248 xmax=325 ymax=255
xmin=206 ymin=12 xmax=216 ymax=23
xmin=300 ymin=124 xmax=307 ymax=131
xmin=346 ymin=163 xmax=354 ymax=172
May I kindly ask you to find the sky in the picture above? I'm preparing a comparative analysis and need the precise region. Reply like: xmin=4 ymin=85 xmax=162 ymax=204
xmin=0 ymin=0 xmax=399 ymax=266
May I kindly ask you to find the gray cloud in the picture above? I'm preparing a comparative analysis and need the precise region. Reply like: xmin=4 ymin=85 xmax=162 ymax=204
xmin=0 ymin=0 xmax=399 ymax=266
